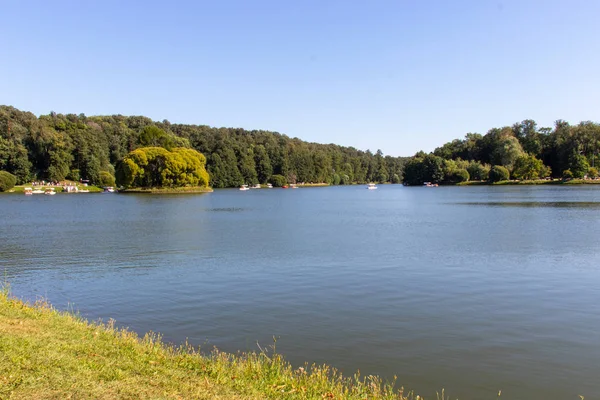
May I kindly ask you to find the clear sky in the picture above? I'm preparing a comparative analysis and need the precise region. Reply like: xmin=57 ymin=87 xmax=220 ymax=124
xmin=1 ymin=1 xmax=599 ymax=156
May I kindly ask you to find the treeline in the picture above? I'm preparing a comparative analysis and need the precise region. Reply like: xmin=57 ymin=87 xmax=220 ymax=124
xmin=0 ymin=105 xmax=408 ymax=187
xmin=404 ymin=119 xmax=600 ymax=185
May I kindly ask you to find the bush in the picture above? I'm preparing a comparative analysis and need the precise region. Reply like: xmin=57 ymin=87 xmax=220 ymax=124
xmin=0 ymin=171 xmax=17 ymax=192
xmin=67 ymin=169 xmax=80 ymax=182
xmin=588 ymin=167 xmax=598 ymax=179
xmin=467 ymin=162 xmax=490 ymax=181
xmin=562 ymin=169 xmax=574 ymax=180
xmin=98 ymin=171 xmax=116 ymax=187
xmin=268 ymin=174 xmax=287 ymax=187
xmin=332 ymin=173 xmax=341 ymax=185
xmin=489 ymin=165 xmax=510 ymax=182
xmin=448 ymin=168 xmax=470 ymax=183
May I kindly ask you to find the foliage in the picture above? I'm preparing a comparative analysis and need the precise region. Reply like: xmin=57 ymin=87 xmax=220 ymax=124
xmin=98 ymin=171 xmax=116 ymax=187
xmin=268 ymin=174 xmax=287 ymax=187
xmin=567 ymin=152 xmax=590 ymax=179
xmin=512 ymin=154 xmax=546 ymax=180
xmin=447 ymin=168 xmax=470 ymax=183
xmin=406 ymin=118 xmax=600 ymax=184
xmin=562 ymin=169 xmax=574 ymax=180
xmin=466 ymin=161 xmax=490 ymax=181
xmin=489 ymin=165 xmax=510 ymax=182
xmin=0 ymin=171 xmax=16 ymax=191
xmin=588 ymin=167 xmax=598 ymax=179
xmin=116 ymin=147 xmax=209 ymax=189
xmin=0 ymin=105 xmax=408 ymax=188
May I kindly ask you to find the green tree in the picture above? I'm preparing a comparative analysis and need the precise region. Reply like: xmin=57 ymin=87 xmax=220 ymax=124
xmin=0 ymin=171 xmax=16 ymax=191
xmin=467 ymin=161 xmax=490 ymax=181
xmin=512 ymin=154 xmax=546 ymax=180
xmin=567 ymin=152 xmax=589 ymax=178
xmin=588 ymin=167 xmax=598 ymax=179
xmin=98 ymin=171 xmax=116 ymax=187
xmin=489 ymin=165 xmax=510 ymax=182
xmin=116 ymin=147 xmax=209 ymax=189
xmin=268 ymin=174 xmax=287 ymax=187
xmin=253 ymin=145 xmax=273 ymax=184
xmin=492 ymin=136 xmax=524 ymax=171
xmin=447 ymin=168 xmax=470 ymax=183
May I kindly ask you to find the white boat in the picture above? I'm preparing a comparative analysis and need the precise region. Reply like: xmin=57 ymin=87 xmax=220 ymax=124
xmin=252 ymin=184 xmax=261 ymax=189
xmin=44 ymin=188 xmax=56 ymax=195
xmin=103 ymin=186 xmax=115 ymax=193
xmin=290 ymin=184 xmax=298 ymax=189
xmin=24 ymin=187 xmax=33 ymax=195
xmin=32 ymin=188 xmax=44 ymax=194
xmin=267 ymin=183 xmax=273 ymax=189
xmin=239 ymin=185 xmax=250 ymax=191
xmin=367 ymin=183 xmax=378 ymax=190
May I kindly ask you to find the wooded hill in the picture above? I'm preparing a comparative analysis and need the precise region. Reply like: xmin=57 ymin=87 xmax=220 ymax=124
xmin=403 ymin=119 xmax=600 ymax=185
xmin=0 ymin=105 xmax=408 ymax=187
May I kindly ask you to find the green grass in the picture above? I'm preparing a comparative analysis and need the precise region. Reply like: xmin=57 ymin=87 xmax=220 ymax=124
xmin=0 ymin=289 xmax=423 ymax=399
xmin=4 ymin=185 xmax=103 ymax=194
xmin=118 ymin=186 xmax=213 ymax=194
xmin=457 ymin=179 xmax=600 ymax=186
xmin=296 ymin=183 xmax=330 ymax=187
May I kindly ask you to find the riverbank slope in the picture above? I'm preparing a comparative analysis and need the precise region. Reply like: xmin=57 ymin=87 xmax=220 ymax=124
xmin=0 ymin=290 xmax=414 ymax=399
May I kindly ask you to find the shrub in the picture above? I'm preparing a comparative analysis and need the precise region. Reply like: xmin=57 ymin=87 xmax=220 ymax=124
xmin=0 ymin=171 xmax=17 ymax=192
xmin=562 ymin=169 xmax=574 ymax=180
xmin=467 ymin=161 xmax=490 ymax=181
xmin=268 ymin=174 xmax=287 ymax=187
xmin=67 ymin=169 xmax=80 ymax=181
xmin=448 ymin=168 xmax=470 ymax=183
xmin=588 ymin=167 xmax=598 ymax=179
xmin=489 ymin=165 xmax=510 ymax=182
xmin=98 ymin=171 xmax=116 ymax=187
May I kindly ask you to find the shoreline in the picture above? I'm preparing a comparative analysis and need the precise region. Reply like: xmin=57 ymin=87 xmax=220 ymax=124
xmin=0 ymin=290 xmax=417 ymax=399
xmin=456 ymin=179 xmax=600 ymax=186
xmin=118 ymin=186 xmax=213 ymax=194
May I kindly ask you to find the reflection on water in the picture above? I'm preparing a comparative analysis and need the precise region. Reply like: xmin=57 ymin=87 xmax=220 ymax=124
xmin=456 ymin=201 xmax=600 ymax=208
xmin=2 ymin=185 xmax=600 ymax=400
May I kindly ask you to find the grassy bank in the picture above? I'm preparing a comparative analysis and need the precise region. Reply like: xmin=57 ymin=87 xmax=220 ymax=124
xmin=5 ymin=185 xmax=103 ymax=194
xmin=0 ymin=289 xmax=417 ymax=400
xmin=118 ymin=186 xmax=213 ymax=194
xmin=296 ymin=183 xmax=330 ymax=187
xmin=457 ymin=179 xmax=600 ymax=186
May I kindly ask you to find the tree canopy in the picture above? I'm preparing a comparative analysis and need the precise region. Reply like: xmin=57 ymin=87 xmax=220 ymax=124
xmin=0 ymin=105 xmax=408 ymax=187
xmin=404 ymin=118 xmax=600 ymax=185
xmin=116 ymin=147 xmax=209 ymax=189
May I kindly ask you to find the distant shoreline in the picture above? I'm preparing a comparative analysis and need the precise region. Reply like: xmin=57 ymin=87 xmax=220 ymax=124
xmin=118 ymin=186 xmax=213 ymax=194
xmin=456 ymin=179 xmax=600 ymax=186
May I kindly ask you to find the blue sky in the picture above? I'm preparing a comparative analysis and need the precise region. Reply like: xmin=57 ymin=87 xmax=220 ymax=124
xmin=1 ymin=1 xmax=599 ymax=156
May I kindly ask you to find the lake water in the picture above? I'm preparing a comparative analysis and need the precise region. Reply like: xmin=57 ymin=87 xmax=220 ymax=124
xmin=2 ymin=185 xmax=600 ymax=399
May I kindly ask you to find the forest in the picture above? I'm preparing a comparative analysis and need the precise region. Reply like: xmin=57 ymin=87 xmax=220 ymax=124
xmin=0 ymin=106 xmax=407 ymax=187
xmin=403 ymin=119 xmax=600 ymax=185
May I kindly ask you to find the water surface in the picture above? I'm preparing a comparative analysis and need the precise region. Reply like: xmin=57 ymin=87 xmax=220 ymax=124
xmin=2 ymin=185 xmax=600 ymax=399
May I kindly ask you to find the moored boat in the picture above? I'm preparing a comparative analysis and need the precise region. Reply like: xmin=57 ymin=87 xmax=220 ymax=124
xmin=44 ymin=188 xmax=56 ymax=195
xmin=24 ymin=187 xmax=33 ymax=195
xmin=239 ymin=185 xmax=250 ymax=191
xmin=367 ymin=183 xmax=378 ymax=190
